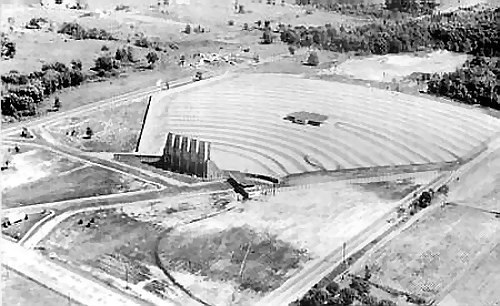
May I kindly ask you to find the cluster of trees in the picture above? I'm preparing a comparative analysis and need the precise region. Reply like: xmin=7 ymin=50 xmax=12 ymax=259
xmin=1 ymin=33 xmax=16 ymax=59
xmin=279 ymin=8 xmax=499 ymax=56
xmin=295 ymin=268 xmax=397 ymax=306
xmin=428 ymin=57 xmax=500 ymax=110
xmin=1 ymin=60 xmax=85 ymax=117
xmin=58 ymin=22 xmax=116 ymax=40
xmin=92 ymin=46 xmax=159 ymax=76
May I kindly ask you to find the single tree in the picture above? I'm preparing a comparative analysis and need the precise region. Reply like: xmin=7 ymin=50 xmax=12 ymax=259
xmin=262 ymin=29 xmax=273 ymax=44
xmin=85 ymin=126 xmax=93 ymax=139
xmin=288 ymin=45 xmax=296 ymax=55
xmin=325 ymin=281 xmax=339 ymax=295
xmin=184 ymin=24 xmax=191 ymax=34
xmin=146 ymin=51 xmax=159 ymax=68
xmin=305 ymin=51 xmax=319 ymax=66
xmin=54 ymin=96 xmax=61 ymax=110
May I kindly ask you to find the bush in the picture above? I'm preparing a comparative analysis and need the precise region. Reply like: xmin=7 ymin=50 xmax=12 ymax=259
xmin=101 ymin=45 xmax=109 ymax=51
xmin=262 ymin=29 xmax=273 ymax=44
xmin=1 ymin=34 xmax=16 ymax=59
xmin=305 ymin=51 xmax=319 ymax=66
xmin=228 ymin=20 xmax=235 ymax=26
xmin=184 ymin=24 xmax=191 ymax=34
xmin=146 ymin=51 xmax=159 ymax=68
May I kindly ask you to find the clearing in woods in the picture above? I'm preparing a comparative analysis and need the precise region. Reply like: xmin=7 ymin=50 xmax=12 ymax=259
xmin=325 ymin=50 xmax=469 ymax=83
xmin=352 ymin=204 xmax=500 ymax=302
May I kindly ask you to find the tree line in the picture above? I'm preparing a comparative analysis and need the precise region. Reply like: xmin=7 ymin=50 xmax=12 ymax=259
xmin=279 ymin=8 xmax=499 ymax=57
xmin=301 ymin=0 xmax=437 ymax=17
xmin=1 ymin=46 xmax=160 ymax=118
xmin=428 ymin=56 xmax=500 ymax=110
xmin=1 ymin=60 xmax=85 ymax=117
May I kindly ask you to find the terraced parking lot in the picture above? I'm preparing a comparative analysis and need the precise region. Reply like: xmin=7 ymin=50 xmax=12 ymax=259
xmin=138 ymin=73 xmax=500 ymax=178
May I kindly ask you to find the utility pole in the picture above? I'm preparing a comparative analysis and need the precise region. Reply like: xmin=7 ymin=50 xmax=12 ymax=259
xmin=342 ymin=242 xmax=346 ymax=264
xmin=239 ymin=243 xmax=252 ymax=283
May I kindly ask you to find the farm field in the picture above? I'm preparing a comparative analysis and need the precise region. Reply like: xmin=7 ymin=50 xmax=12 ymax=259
xmin=138 ymin=73 xmax=500 ymax=178
xmin=439 ymin=242 xmax=500 ymax=306
xmin=1 ymin=268 xmax=82 ymax=306
xmin=352 ymin=205 xmax=500 ymax=302
xmin=2 ymin=165 xmax=154 ymax=208
xmin=152 ymin=180 xmax=405 ymax=305
xmin=447 ymin=147 xmax=500 ymax=212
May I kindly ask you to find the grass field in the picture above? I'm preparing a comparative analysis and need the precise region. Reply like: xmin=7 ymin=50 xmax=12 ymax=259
xmin=2 ymin=165 xmax=153 ymax=207
xmin=1 ymin=146 xmax=84 ymax=191
xmin=326 ymin=51 xmax=468 ymax=83
xmin=353 ymin=205 xmax=500 ymax=301
xmin=447 ymin=147 xmax=500 ymax=212
xmin=2 ymin=210 xmax=52 ymax=241
xmin=1 ymin=268 xmax=82 ymax=306
xmin=439 ymin=242 xmax=500 ymax=306
xmin=138 ymin=73 xmax=500 ymax=178
xmin=48 ymin=96 xmax=150 ymax=152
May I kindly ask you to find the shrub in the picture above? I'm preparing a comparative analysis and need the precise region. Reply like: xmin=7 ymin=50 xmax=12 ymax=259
xmin=1 ymin=34 xmax=16 ymax=59
xmin=146 ymin=51 xmax=159 ymax=67
xmin=184 ymin=24 xmax=191 ymax=34
xmin=228 ymin=20 xmax=235 ymax=26
xmin=101 ymin=45 xmax=109 ymax=51
xmin=305 ymin=51 xmax=319 ymax=66
xmin=262 ymin=29 xmax=273 ymax=44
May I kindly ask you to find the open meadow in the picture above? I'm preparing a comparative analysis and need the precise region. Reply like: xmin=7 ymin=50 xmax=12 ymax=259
xmin=352 ymin=204 xmax=500 ymax=302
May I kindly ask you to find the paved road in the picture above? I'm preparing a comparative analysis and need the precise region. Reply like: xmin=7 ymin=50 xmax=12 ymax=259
xmin=257 ymin=136 xmax=500 ymax=306
xmin=1 ymin=239 xmax=151 ymax=306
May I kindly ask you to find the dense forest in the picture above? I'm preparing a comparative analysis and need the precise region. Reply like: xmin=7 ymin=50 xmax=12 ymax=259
xmin=279 ymin=8 xmax=499 ymax=56
xmin=427 ymin=56 xmax=499 ymax=109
